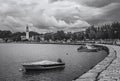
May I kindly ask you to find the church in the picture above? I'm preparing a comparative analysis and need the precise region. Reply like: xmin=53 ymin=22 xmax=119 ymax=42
xmin=21 ymin=26 xmax=34 ymax=41
xmin=26 ymin=25 xmax=29 ymax=40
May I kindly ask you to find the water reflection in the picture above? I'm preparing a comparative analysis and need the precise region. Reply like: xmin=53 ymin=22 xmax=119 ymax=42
xmin=22 ymin=68 xmax=65 ymax=81
xmin=0 ymin=44 xmax=107 ymax=81
xmin=23 ymin=68 xmax=65 ymax=75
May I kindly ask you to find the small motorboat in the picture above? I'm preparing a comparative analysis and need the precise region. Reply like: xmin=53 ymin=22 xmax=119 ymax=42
xmin=77 ymin=44 xmax=98 ymax=52
xmin=22 ymin=59 xmax=65 ymax=70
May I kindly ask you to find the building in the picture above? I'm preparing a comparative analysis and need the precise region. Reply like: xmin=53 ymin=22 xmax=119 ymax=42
xmin=26 ymin=25 xmax=29 ymax=40
xmin=21 ymin=25 xmax=44 ymax=42
xmin=21 ymin=25 xmax=30 ymax=41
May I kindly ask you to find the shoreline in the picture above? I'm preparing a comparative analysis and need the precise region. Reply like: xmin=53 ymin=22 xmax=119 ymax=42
xmin=0 ymin=43 xmax=107 ymax=80
xmin=73 ymin=44 xmax=117 ymax=81
xmin=0 ymin=42 xmax=114 ymax=81
xmin=0 ymin=42 xmax=85 ymax=45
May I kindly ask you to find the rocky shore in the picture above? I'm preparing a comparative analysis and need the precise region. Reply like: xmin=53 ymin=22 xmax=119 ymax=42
xmin=73 ymin=45 xmax=120 ymax=81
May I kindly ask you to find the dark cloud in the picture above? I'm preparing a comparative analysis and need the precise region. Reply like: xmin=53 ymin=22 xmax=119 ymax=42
xmin=0 ymin=0 xmax=120 ymax=32
xmin=86 ymin=0 xmax=120 ymax=7
xmin=73 ymin=0 xmax=120 ymax=7
xmin=87 ymin=3 xmax=120 ymax=26
xmin=50 ymin=0 xmax=63 ymax=3
xmin=50 ymin=0 xmax=58 ymax=3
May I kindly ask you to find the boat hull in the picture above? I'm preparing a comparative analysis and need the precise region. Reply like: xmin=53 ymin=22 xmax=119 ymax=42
xmin=23 ymin=63 xmax=65 ymax=70
xmin=23 ymin=65 xmax=65 ymax=70
xmin=77 ymin=48 xmax=97 ymax=52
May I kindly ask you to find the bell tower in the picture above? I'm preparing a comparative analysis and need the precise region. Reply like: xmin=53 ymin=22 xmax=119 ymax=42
xmin=26 ymin=25 xmax=29 ymax=40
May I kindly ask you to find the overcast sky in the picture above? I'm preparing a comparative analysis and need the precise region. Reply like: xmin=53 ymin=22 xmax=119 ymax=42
xmin=0 ymin=0 xmax=120 ymax=33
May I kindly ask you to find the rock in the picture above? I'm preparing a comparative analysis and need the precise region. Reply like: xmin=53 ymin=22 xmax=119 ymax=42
xmin=74 ymin=45 xmax=120 ymax=81
xmin=75 ymin=78 xmax=95 ymax=81
xmin=80 ymin=72 xmax=98 ymax=79
xmin=98 ymin=78 xmax=116 ymax=81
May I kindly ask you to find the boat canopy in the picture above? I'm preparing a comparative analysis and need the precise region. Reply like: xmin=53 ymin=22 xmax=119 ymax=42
xmin=23 ymin=60 xmax=60 ymax=65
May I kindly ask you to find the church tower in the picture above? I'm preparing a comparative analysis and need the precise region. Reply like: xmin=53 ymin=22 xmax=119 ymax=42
xmin=26 ymin=25 xmax=29 ymax=40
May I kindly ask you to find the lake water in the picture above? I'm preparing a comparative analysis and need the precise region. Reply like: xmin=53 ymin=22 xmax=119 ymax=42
xmin=0 ymin=43 xmax=107 ymax=81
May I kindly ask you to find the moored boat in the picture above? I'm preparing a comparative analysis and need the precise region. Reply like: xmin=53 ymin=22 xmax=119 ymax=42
xmin=22 ymin=60 xmax=65 ymax=70
xmin=77 ymin=44 xmax=98 ymax=52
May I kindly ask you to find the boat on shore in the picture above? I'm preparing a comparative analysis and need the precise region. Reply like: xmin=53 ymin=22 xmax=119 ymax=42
xmin=22 ymin=60 xmax=65 ymax=70
xmin=77 ymin=44 xmax=99 ymax=52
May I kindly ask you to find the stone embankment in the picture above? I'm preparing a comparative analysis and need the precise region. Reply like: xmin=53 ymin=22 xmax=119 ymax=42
xmin=74 ymin=45 xmax=120 ymax=81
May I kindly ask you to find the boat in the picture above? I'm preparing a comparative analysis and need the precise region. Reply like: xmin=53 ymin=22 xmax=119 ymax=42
xmin=22 ymin=60 xmax=65 ymax=70
xmin=77 ymin=44 xmax=98 ymax=52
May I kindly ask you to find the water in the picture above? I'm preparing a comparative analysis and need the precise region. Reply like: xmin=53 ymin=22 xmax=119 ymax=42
xmin=0 ymin=43 xmax=107 ymax=81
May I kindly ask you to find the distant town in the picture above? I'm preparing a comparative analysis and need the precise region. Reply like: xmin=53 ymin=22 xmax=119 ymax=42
xmin=0 ymin=22 xmax=120 ymax=44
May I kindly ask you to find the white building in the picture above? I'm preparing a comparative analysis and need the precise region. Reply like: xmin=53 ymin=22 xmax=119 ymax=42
xmin=26 ymin=25 xmax=29 ymax=40
xmin=21 ymin=26 xmax=30 ymax=41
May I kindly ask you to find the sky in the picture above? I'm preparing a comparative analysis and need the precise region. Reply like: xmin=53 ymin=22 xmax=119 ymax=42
xmin=0 ymin=0 xmax=120 ymax=33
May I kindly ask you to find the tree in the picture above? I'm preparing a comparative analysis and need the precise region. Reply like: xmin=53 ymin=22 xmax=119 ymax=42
xmin=53 ymin=30 xmax=66 ymax=41
xmin=0 ymin=30 xmax=12 ymax=38
xmin=111 ymin=22 xmax=120 ymax=39
xmin=11 ymin=32 xmax=25 ymax=41
xmin=44 ymin=33 xmax=52 ymax=41
xmin=86 ymin=25 xmax=97 ymax=39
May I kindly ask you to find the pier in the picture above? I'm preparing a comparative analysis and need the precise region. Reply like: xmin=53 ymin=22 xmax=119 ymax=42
xmin=74 ymin=44 xmax=120 ymax=81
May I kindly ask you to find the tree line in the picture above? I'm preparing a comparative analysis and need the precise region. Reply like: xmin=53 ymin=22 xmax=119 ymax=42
xmin=0 ymin=22 xmax=120 ymax=42
xmin=85 ymin=22 xmax=120 ymax=40
xmin=0 ymin=31 xmax=40 ymax=41
xmin=43 ymin=22 xmax=120 ymax=41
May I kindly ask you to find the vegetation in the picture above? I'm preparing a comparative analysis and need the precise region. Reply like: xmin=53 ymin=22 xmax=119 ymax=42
xmin=0 ymin=22 xmax=120 ymax=42
xmin=43 ymin=22 xmax=120 ymax=41
xmin=86 ymin=22 xmax=120 ymax=40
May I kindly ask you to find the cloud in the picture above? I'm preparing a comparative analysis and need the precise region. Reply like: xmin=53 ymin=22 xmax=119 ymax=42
xmin=0 ymin=0 xmax=120 ymax=33
xmin=70 ymin=0 xmax=120 ymax=7
xmin=87 ymin=3 xmax=120 ymax=25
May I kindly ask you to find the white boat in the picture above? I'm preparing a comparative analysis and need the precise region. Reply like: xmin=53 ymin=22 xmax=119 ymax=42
xmin=22 ymin=60 xmax=65 ymax=70
xmin=77 ymin=44 xmax=98 ymax=52
xmin=86 ymin=45 xmax=97 ymax=50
